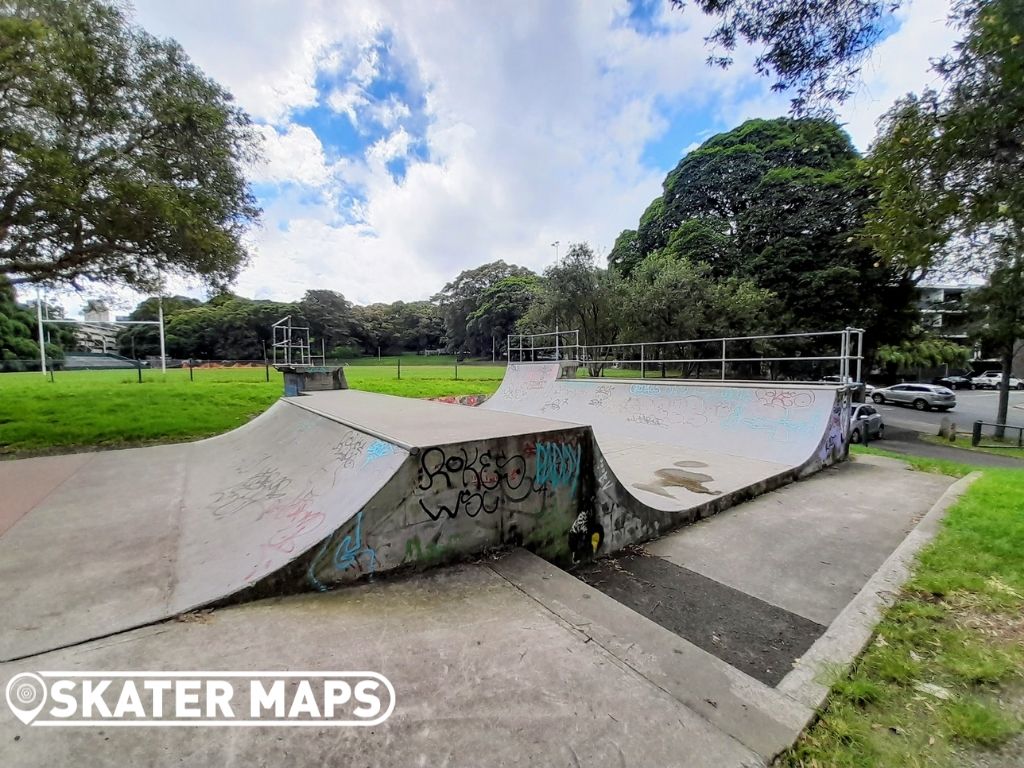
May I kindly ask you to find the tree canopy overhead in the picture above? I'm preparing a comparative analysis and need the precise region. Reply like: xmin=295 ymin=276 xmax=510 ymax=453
xmin=674 ymin=0 xmax=903 ymax=114
xmin=0 ymin=0 xmax=261 ymax=291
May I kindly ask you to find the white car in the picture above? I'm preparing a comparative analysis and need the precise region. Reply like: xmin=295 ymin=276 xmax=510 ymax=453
xmin=972 ymin=371 xmax=1024 ymax=390
xmin=850 ymin=403 xmax=884 ymax=443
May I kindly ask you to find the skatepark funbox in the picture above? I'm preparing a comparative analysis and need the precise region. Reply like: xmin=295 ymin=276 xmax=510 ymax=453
xmin=0 ymin=362 xmax=850 ymax=661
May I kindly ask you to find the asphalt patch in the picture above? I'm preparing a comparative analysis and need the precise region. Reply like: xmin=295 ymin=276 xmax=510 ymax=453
xmin=574 ymin=552 xmax=825 ymax=686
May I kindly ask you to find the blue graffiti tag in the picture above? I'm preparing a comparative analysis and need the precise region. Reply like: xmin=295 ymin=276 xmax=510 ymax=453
xmin=535 ymin=441 xmax=581 ymax=492
xmin=363 ymin=439 xmax=396 ymax=466
xmin=307 ymin=509 xmax=377 ymax=591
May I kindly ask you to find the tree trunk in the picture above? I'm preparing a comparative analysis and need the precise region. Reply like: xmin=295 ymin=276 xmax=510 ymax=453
xmin=995 ymin=348 xmax=1013 ymax=439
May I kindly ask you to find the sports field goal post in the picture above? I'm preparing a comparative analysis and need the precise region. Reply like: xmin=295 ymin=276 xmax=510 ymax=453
xmin=35 ymin=290 xmax=167 ymax=375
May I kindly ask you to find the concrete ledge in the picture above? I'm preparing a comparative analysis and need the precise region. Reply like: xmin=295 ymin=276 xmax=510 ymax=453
xmin=489 ymin=549 xmax=813 ymax=762
xmin=777 ymin=468 xmax=983 ymax=710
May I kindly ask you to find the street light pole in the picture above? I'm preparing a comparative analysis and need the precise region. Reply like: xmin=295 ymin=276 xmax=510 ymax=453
xmin=551 ymin=241 xmax=560 ymax=360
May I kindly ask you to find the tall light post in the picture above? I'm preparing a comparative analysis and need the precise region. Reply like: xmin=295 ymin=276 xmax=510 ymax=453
xmin=551 ymin=241 xmax=560 ymax=360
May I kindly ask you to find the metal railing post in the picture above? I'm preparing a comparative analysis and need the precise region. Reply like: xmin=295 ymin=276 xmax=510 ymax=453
xmin=721 ymin=339 xmax=726 ymax=380
xmin=856 ymin=329 xmax=863 ymax=383
xmin=640 ymin=344 xmax=645 ymax=378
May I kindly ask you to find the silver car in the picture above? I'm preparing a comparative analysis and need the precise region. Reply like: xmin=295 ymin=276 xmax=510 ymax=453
xmin=871 ymin=383 xmax=956 ymax=411
xmin=850 ymin=403 xmax=884 ymax=443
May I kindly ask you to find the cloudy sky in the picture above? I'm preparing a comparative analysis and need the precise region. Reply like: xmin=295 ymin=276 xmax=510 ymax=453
xmin=59 ymin=0 xmax=959 ymax=314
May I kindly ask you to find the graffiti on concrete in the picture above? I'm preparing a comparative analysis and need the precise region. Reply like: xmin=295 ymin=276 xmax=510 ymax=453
xmin=332 ymin=433 xmax=370 ymax=470
xmin=535 ymin=441 xmax=581 ymax=491
xmin=307 ymin=509 xmax=376 ymax=591
xmin=364 ymin=439 xmax=397 ymax=465
xmin=817 ymin=396 xmax=850 ymax=464
xmin=500 ymin=364 xmax=559 ymax=401
xmin=209 ymin=467 xmax=292 ymax=519
xmin=430 ymin=394 xmax=489 ymax=407
xmin=568 ymin=507 xmax=604 ymax=564
xmin=416 ymin=445 xmax=532 ymax=521
xmin=243 ymin=491 xmax=326 ymax=582
xmin=632 ymin=461 xmax=721 ymax=498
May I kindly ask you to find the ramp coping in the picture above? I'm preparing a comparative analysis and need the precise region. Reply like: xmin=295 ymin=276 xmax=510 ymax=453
xmin=281 ymin=396 xmax=419 ymax=453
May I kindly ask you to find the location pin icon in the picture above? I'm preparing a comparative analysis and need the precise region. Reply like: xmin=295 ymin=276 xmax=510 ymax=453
xmin=5 ymin=673 xmax=47 ymax=725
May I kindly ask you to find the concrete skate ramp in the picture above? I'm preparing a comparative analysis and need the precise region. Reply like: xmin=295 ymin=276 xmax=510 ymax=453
xmin=483 ymin=363 xmax=849 ymax=551
xmin=0 ymin=400 xmax=408 ymax=661
xmin=0 ymin=391 xmax=588 ymax=661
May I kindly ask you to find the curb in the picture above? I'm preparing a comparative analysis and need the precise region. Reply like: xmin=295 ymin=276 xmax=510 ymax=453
xmin=777 ymin=469 xmax=983 ymax=710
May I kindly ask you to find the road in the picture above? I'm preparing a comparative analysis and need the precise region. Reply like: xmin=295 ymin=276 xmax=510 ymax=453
xmin=870 ymin=388 xmax=1024 ymax=434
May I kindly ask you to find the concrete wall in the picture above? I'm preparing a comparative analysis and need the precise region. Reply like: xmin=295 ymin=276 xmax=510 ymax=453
xmin=290 ymin=427 xmax=589 ymax=591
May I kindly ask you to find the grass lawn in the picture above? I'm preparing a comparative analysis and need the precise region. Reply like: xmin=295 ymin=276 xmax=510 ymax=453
xmin=0 ymin=364 xmax=504 ymax=456
xmin=782 ymin=446 xmax=1024 ymax=767
xmin=921 ymin=433 xmax=1024 ymax=461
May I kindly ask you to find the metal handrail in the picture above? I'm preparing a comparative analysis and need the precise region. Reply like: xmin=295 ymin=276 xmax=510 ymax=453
xmin=507 ymin=327 xmax=864 ymax=383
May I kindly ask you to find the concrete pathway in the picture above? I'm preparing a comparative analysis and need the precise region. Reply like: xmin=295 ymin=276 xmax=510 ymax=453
xmin=0 ymin=454 xmax=964 ymax=768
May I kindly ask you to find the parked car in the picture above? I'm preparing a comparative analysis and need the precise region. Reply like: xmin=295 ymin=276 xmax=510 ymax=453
xmin=850 ymin=403 xmax=884 ymax=443
xmin=932 ymin=373 xmax=975 ymax=390
xmin=971 ymin=370 xmax=1024 ymax=390
xmin=820 ymin=375 xmax=875 ymax=394
xmin=871 ymin=383 xmax=957 ymax=411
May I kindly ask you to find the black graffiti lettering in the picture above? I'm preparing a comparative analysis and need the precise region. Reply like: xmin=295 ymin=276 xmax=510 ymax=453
xmin=417 ymin=445 xmax=536 ymax=520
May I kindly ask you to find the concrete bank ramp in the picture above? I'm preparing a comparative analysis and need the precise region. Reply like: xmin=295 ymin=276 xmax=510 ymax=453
xmin=482 ymin=362 xmax=850 ymax=552
xmin=0 ymin=392 xmax=586 ymax=661
xmin=0 ymin=400 xmax=407 ymax=660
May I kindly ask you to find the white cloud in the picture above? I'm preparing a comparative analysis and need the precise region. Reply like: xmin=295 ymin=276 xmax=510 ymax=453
xmin=366 ymin=128 xmax=413 ymax=164
xmin=837 ymin=0 xmax=958 ymax=151
xmin=251 ymin=123 xmax=334 ymax=187
xmin=110 ymin=0 xmax=966 ymax=311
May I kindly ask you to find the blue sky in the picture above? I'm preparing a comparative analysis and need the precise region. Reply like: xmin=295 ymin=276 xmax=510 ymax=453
xmin=52 ymin=0 xmax=958 ymax=315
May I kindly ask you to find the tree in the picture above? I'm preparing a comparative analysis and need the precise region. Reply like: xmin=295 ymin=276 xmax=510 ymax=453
xmin=521 ymin=243 xmax=620 ymax=348
xmin=0 ymin=276 xmax=72 ymax=369
xmin=607 ymin=229 xmax=641 ymax=276
xmin=618 ymin=252 xmax=776 ymax=345
xmin=0 ymin=0 xmax=261 ymax=291
xmin=433 ymin=260 xmax=535 ymax=355
xmin=611 ymin=117 xmax=917 ymax=357
xmin=867 ymin=0 xmax=1024 ymax=430
xmin=875 ymin=334 xmax=971 ymax=372
xmin=965 ymin=252 xmax=1024 ymax=432
xmin=298 ymin=290 xmax=354 ymax=353
xmin=164 ymin=295 xmax=292 ymax=360
xmin=672 ymin=0 xmax=902 ymax=114
xmin=466 ymin=275 xmax=542 ymax=356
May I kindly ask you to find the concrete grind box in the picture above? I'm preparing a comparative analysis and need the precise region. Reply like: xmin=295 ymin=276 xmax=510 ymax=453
xmin=278 ymin=365 xmax=348 ymax=396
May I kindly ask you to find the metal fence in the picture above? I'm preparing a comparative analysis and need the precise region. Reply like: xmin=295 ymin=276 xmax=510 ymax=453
xmin=972 ymin=420 xmax=1024 ymax=449
xmin=507 ymin=328 xmax=864 ymax=383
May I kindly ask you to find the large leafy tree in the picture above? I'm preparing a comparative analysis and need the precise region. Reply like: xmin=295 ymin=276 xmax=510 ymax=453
xmin=433 ymin=260 xmax=535 ymax=355
xmin=466 ymin=275 xmax=542 ymax=355
xmin=164 ymin=295 xmax=291 ymax=360
xmin=521 ymin=243 xmax=620 ymax=349
xmin=868 ymin=0 xmax=1024 ymax=429
xmin=298 ymin=290 xmax=354 ymax=353
xmin=0 ymin=0 xmax=260 ymax=291
xmin=611 ymin=118 xmax=916 ymax=354
xmin=618 ymin=252 xmax=776 ymax=344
